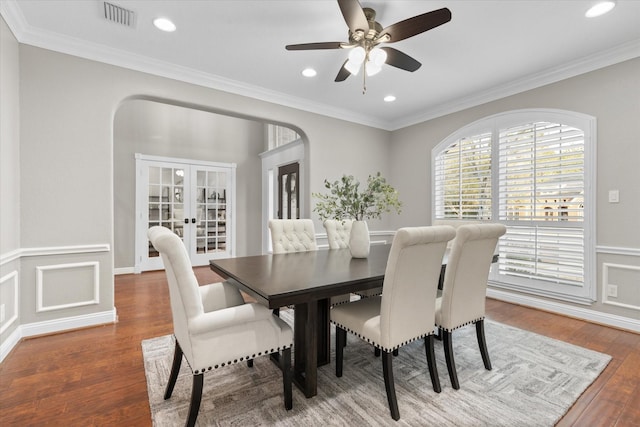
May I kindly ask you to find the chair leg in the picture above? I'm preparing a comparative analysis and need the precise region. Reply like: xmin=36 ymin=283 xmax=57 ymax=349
xmin=475 ymin=319 xmax=492 ymax=370
xmin=336 ymin=327 xmax=346 ymax=377
xmin=392 ymin=348 xmax=399 ymax=357
xmin=281 ymin=347 xmax=293 ymax=410
xmin=374 ymin=347 xmax=381 ymax=357
xmin=424 ymin=335 xmax=441 ymax=393
xmin=382 ymin=350 xmax=400 ymax=421
xmin=247 ymin=359 xmax=254 ymax=368
xmin=186 ymin=374 xmax=203 ymax=427
xmin=443 ymin=330 xmax=460 ymax=390
xmin=164 ymin=339 xmax=183 ymax=400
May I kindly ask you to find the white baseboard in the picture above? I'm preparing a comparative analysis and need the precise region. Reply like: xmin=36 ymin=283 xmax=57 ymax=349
xmin=114 ymin=267 xmax=136 ymax=275
xmin=0 ymin=327 xmax=22 ymax=363
xmin=20 ymin=309 xmax=117 ymax=338
xmin=487 ymin=288 xmax=640 ymax=333
xmin=0 ymin=309 xmax=117 ymax=363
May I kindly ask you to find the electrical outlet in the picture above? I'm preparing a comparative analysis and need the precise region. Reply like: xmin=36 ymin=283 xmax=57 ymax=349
xmin=0 ymin=304 xmax=5 ymax=323
xmin=607 ymin=284 xmax=618 ymax=298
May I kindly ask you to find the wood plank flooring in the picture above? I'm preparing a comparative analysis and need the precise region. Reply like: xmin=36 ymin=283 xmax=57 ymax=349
xmin=0 ymin=267 xmax=638 ymax=426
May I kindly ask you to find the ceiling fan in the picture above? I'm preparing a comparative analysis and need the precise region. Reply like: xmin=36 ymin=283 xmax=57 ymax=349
xmin=285 ymin=0 xmax=452 ymax=92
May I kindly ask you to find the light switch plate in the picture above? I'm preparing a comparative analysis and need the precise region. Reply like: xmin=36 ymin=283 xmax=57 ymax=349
xmin=608 ymin=190 xmax=619 ymax=203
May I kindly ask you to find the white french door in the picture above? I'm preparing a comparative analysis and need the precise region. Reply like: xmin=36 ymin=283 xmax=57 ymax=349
xmin=135 ymin=154 xmax=236 ymax=272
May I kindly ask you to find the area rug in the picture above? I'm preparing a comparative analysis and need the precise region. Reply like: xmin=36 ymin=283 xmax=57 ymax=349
xmin=142 ymin=315 xmax=610 ymax=426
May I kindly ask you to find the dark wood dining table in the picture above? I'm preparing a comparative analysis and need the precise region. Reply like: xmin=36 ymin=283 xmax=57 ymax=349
xmin=209 ymin=244 xmax=498 ymax=398
xmin=210 ymin=244 xmax=390 ymax=398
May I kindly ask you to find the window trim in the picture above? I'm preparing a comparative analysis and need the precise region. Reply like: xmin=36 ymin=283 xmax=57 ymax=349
xmin=432 ymin=109 xmax=597 ymax=304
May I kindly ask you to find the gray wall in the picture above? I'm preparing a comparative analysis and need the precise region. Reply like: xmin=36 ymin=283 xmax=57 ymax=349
xmin=0 ymin=16 xmax=20 ymax=254
xmin=389 ymin=58 xmax=640 ymax=321
xmin=0 ymin=16 xmax=21 ymax=343
xmin=114 ymin=100 xmax=266 ymax=267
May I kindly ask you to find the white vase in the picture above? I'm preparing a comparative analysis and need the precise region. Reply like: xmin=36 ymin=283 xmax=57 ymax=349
xmin=349 ymin=220 xmax=370 ymax=258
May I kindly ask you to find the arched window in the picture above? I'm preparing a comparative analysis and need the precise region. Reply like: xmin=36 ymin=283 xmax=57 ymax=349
xmin=432 ymin=109 xmax=596 ymax=303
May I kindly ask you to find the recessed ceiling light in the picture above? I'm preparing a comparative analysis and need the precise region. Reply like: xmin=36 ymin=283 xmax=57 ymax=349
xmin=585 ymin=1 xmax=616 ymax=17
xmin=302 ymin=68 xmax=317 ymax=77
xmin=384 ymin=95 xmax=396 ymax=103
xmin=153 ymin=17 xmax=176 ymax=32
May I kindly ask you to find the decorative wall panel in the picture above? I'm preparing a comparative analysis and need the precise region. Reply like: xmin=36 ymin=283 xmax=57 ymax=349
xmin=36 ymin=262 xmax=100 ymax=312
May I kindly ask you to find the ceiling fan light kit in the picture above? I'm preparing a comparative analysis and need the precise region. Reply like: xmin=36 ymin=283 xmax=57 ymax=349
xmin=285 ymin=0 xmax=451 ymax=93
xmin=585 ymin=1 xmax=616 ymax=17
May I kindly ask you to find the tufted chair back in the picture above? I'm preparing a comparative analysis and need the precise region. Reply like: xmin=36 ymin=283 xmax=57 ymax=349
xmin=323 ymin=219 xmax=353 ymax=249
xmin=269 ymin=219 xmax=317 ymax=253
xmin=437 ymin=223 xmax=506 ymax=331
xmin=323 ymin=219 xmax=354 ymax=305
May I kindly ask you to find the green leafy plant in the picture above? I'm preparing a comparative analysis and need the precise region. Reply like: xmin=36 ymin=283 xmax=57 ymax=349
xmin=313 ymin=172 xmax=402 ymax=221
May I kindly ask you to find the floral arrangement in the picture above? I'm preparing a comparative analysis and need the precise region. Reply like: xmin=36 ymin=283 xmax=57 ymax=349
xmin=313 ymin=172 xmax=402 ymax=221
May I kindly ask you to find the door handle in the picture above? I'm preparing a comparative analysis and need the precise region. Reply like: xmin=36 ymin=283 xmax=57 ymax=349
xmin=191 ymin=218 xmax=196 ymax=224
xmin=184 ymin=218 xmax=189 ymax=224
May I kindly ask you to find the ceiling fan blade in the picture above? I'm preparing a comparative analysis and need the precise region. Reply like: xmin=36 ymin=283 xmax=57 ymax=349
xmin=335 ymin=60 xmax=351 ymax=82
xmin=379 ymin=8 xmax=451 ymax=43
xmin=380 ymin=47 xmax=422 ymax=72
xmin=338 ymin=0 xmax=369 ymax=34
xmin=285 ymin=42 xmax=343 ymax=51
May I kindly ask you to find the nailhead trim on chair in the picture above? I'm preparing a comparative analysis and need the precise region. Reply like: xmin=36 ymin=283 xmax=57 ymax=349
xmin=189 ymin=343 xmax=293 ymax=374
xmin=354 ymin=290 xmax=382 ymax=298
xmin=330 ymin=321 xmax=435 ymax=352
xmin=436 ymin=316 xmax=485 ymax=333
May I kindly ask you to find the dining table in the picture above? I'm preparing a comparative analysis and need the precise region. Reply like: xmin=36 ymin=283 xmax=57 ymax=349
xmin=209 ymin=244 xmax=497 ymax=398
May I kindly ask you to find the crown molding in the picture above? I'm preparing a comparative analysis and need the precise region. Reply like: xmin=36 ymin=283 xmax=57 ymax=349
xmin=3 ymin=1 xmax=639 ymax=132
xmin=0 ymin=0 xmax=385 ymax=129
xmin=389 ymin=38 xmax=640 ymax=130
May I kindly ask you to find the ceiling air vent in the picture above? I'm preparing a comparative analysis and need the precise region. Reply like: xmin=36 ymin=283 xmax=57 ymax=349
xmin=103 ymin=2 xmax=136 ymax=27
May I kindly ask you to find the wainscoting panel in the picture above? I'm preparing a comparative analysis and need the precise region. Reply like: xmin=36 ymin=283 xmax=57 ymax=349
xmin=36 ymin=262 xmax=100 ymax=312
xmin=0 ymin=271 xmax=19 ymax=335
xmin=602 ymin=263 xmax=640 ymax=311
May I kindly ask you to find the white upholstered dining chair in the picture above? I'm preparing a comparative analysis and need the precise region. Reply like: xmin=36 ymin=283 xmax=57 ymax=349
xmin=322 ymin=219 xmax=353 ymax=306
xmin=269 ymin=219 xmax=317 ymax=253
xmin=148 ymin=226 xmax=293 ymax=427
xmin=435 ymin=223 xmax=506 ymax=390
xmin=330 ymin=225 xmax=456 ymax=421
xmin=323 ymin=218 xmax=382 ymax=299
xmin=323 ymin=219 xmax=353 ymax=249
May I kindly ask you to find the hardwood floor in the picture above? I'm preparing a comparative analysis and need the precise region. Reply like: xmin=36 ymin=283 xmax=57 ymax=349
xmin=1 ymin=267 xmax=638 ymax=426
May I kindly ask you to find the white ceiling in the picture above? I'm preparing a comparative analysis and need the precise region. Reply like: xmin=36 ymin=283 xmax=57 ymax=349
xmin=2 ymin=0 xmax=639 ymax=130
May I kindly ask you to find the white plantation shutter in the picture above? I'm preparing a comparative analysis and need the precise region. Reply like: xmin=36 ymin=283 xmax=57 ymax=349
xmin=434 ymin=132 xmax=492 ymax=219
xmin=431 ymin=110 xmax=595 ymax=303
xmin=498 ymin=122 xmax=585 ymax=287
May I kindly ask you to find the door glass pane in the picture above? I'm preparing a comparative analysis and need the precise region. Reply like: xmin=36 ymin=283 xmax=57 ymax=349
xmin=290 ymin=172 xmax=297 ymax=219
xmin=149 ymin=166 xmax=160 ymax=184
xmin=148 ymin=166 xmax=187 ymax=258
xmin=277 ymin=163 xmax=300 ymax=219
xmin=281 ymin=176 xmax=289 ymax=219
xmin=191 ymin=168 xmax=229 ymax=255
